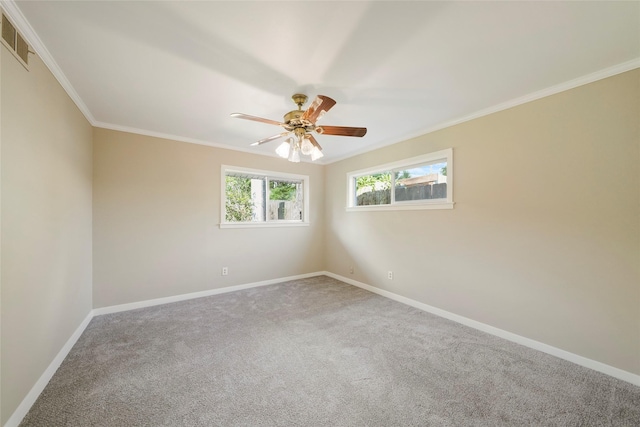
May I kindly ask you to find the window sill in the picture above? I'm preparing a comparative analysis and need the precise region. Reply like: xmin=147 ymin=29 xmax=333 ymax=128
xmin=346 ymin=202 xmax=454 ymax=212
xmin=219 ymin=222 xmax=310 ymax=229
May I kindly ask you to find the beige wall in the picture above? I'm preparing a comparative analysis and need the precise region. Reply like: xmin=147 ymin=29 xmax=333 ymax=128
xmin=324 ymin=70 xmax=640 ymax=375
xmin=92 ymin=129 xmax=325 ymax=308
xmin=0 ymin=34 xmax=3 ymax=426
xmin=1 ymin=48 xmax=93 ymax=424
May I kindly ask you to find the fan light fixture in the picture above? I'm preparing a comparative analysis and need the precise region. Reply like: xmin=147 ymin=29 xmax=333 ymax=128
xmin=311 ymin=146 xmax=324 ymax=161
xmin=275 ymin=140 xmax=290 ymax=158
xmin=301 ymin=137 xmax=314 ymax=155
xmin=275 ymin=133 xmax=323 ymax=163
xmin=231 ymin=94 xmax=366 ymax=163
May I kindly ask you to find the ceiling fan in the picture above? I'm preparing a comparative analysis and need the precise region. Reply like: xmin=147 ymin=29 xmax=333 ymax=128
xmin=231 ymin=94 xmax=367 ymax=162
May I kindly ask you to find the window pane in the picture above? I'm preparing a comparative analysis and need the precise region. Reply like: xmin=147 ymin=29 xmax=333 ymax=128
xmin=225 ymin=175 xmax=265 ymax=222
xmin=222 ymin=167 xmax=309 ymax=225
xmin=394 ymin=161 xmax=447 ymax=202
xmin=268 ymin=180 xmax=303 ymax=220
xmin=355 ymin=172 xmax=391 ymax=206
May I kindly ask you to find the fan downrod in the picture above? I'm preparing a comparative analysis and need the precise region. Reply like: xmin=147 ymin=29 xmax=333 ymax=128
xmin=291 ymin=94 xmax=308 ymax=109
xmin=284 ymin=94 xmax=309 ymax=125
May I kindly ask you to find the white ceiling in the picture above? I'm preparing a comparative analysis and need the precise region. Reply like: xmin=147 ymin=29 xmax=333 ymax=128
xmin=8 ymin=1 xmax=640 ymax=163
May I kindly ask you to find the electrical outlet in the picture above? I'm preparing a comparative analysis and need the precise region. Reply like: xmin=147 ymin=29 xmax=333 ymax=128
xmin=387 ymin=271 xmax=393 ymax=280
xmin=222 ymin=267 xmax=228 ymax=276
xmin=349 ymin=266 xmax=354 ymax=274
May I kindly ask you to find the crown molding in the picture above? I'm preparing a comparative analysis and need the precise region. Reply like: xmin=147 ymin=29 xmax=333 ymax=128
xmin=94 ymin=120 xmax=321 ymax=163
xmin=0 ymin=0 xmax=96 ymax=124
xmin=419 ymin=57 xmax=640 ymax=139
xmin=94 ymin=122 xmax=328 ymax=165
xmin=325 ymin=57 xmax=640 ymax=164
xmin=95 ymin=121 xmax=275 ymax=155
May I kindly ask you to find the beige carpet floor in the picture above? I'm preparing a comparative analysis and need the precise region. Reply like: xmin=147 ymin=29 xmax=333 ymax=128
xmin=20 ymin=276 xmax=640 ymax=426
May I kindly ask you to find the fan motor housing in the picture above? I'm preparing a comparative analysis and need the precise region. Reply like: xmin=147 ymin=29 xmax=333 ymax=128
xmin=283 ymin=110 xmax=303 ymax=124
xmin=284 ymin=111 xmax=315 ymax=133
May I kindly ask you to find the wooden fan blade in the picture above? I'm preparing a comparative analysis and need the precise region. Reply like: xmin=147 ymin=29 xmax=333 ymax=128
xmin=300 ymin=95 xmax=336 ymax=124
xmin=317 ymin=125 xmax=367 ymax=137
xmin=250 ymin=132 xmax=290 ymax=146
xmin=230 ymin=113 xmax=284 ymax=127
xmin=307 ymin=134 xmax=322 ymax=151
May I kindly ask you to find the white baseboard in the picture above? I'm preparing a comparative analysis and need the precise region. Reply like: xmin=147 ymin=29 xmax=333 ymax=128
xmin=322 ymin=271 xmax=640 ymax=387
xmin=93 ymin=272 xmax=323 ymax=316
xmin=4 ymin=311 xmax=94 ymax=427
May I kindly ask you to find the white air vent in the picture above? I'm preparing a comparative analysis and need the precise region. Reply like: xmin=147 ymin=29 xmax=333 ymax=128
xmin=1 ymin=12 xmax=15 ymax=48
xmin=1 ymin=12 xmax=29 ymax=69
xmin=16 ymin=31 xmax=29 ymax=63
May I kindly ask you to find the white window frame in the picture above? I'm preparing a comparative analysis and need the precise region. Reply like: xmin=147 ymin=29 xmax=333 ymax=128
xmin=221 ymin=165 xmax=310 ymax=228
xmin=346 ymin=148 xmax=454 ymax=211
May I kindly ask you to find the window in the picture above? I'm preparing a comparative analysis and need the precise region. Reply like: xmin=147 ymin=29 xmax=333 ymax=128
xmin=221 ymin=166 xmax=309 ymax=228
xmin=347 ymin=148 xmax=453 ymax=211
